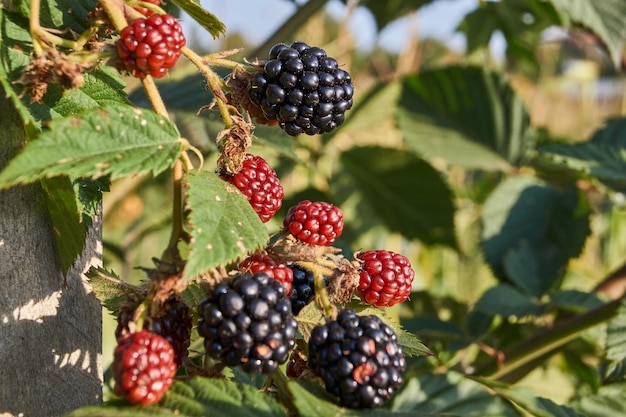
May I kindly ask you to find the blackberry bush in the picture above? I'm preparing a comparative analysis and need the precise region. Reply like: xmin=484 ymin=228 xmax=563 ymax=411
xmin=117 ymin=14 xmax=186 ymax=78
xmin=284 ymin=200 xmax=344 ymax=246
xmin=224 ymin=154 xmax=284 ymax=223
xmin=356 ymin=250 xmax=415 ymax=307
xmin=248 ymin=41 xmax=354 ymax=136
xmin=308 ymin=309 xmax=406 ymax=409
xmin=113 ymin=330 xmax=177 ymax=406
xmin=197 ymin=273 xmax=298 ymax=374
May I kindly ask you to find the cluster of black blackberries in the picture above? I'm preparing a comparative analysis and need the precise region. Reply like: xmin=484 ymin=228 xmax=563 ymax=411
xmin=308 ymin=308 xmax=407 ymax=408
xmin=248 ymin=41 xmax=354 ymax=136
xmin=197 ymin=272 xmax=298 ymax=374
xmin=288 ymin=263 xmax=329 ymax=315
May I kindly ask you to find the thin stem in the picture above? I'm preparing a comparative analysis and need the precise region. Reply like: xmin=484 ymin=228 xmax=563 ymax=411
xmin=98 ymin=0 xmax=130 ymax=32
xmin=162 ymin=158 xmax=184 ymax=262
xmin=140 ymin=76 xmax=169 ymax=118
xmin=472 ymin=297 xmax=625 ymax=381
xmin=29 ymin=0 xmax=44 ymax=55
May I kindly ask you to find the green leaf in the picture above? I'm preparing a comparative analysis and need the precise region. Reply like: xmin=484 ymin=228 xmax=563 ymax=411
xmin=480 ymin=176 xmax=591 ymax=296
xmin=295 ymin=302 xmax=326 ymax=344
xmin=605 ymin=301 xmax=626 ymax=381
xmin=458 ymin=0 xmax=560 ymax=64
xmin=474 ymin=285 xmax=544 ymax=318
xmin=170 ymin=0 xmax=226 ymax=38
xmin=184 ymin=170 xmax=269 ymax=278
xmin=548 ymin=290 xmax=604 ymax=313
xmin=0 ymin=104 xmax=182 ymax=188
xmin=85 ymin=267 xmax=144 ymax=313
xmin=338 ymin=0 xmax=435 ymax=31
xmin=398 ymin=66 xmax=534 ymax=170
xmin=339 ymin=146 xmax=457 ymax=248
xmin=392 ymin=372 xmax=521 ymax=416
xmin=41 ymin=177 xmax=86 ymax=276
xmin=548 ymin=0 xmax=626 ymax=67
xmin=538 ymin=118 xmax=626 ymax=192
xmin=161 ymin=378 xmax=286 ymax=417
xmin=290 ymin=380 xmax=446 ymax=417
xmin=572 ymin=383 xmax=626 ymax=416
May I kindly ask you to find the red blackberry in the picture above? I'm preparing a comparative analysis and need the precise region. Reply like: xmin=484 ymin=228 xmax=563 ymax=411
xmin=117 ymin=14 xmax=186 ymax=78
xmin=225 ymin=154 xmax=284 ymax=223
xmin=284 ymin=200 xmax=343 ymax=246
xmin=308 ymin=309 xmax=406 ymax=408
xmin=248 ymin=41 xmax=354 ymax=136
xmin=239 ymin=253 xmax=294 ymax=296
xmin=197 ymin=272 xmax=298 ymax=374
xmin=288 ymin=263 xmax=329 ymax=315
xmin=113 ymin=330 xmax=177 ymax=406
xmin=115 ymin=295 xmax=192 ymax=366
xmin=133 ymin=0 xmax=161 ymax=16
xmin=356 ymin=250 xmax=414 ymax=307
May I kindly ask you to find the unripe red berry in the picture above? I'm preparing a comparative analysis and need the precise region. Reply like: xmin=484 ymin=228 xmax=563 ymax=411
xmin=117 ymin=14 xmax=186 ymax=78
xmin=283 ymin=200 xmax=343 ymax=246
xmin=356 ymin=250 xmax=415 ymax=307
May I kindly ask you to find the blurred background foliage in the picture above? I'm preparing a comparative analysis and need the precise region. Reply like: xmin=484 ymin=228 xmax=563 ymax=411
xmin=102 ymin=0 xmax=626 ymax=414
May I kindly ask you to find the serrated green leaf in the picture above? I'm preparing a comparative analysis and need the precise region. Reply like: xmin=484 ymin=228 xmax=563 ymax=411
xmin=184 ymin=170 xmax=269 ymax=278
xmin=0 ymin=104 xmax=182 ymax=188
xmin=548 ymin=0 xmax=626 ymax=67
xmin=398 ymin=66 xmax=534 ymax=170
xmin=538 ymin=118 xmax=626 ymax=192
xmin=161 ymin=378 xmax=286 ymax=417
xmin=340 ymin=146 xmax=457 ymax=248
xmin=481 ymin=176 xmax=591 ymax=295
xmin=392 ymin=372 xmax=521 ymax=416
xmin=474 ymin=285 xmax=544 ymax=318
xmin=502 ymin=240 xmax=542 ymax=297
xmin=170 ymin=0 xmax=226 ymax=38
xmin=290 ymin=380 xmax=447 ymax=417
xmin=86 ymin=267 xmax=144 ymax=313
xmin=66 ymin=400 xmax=169 ymax=416
xmin=41 ymin=176 xmax=86 ymax=276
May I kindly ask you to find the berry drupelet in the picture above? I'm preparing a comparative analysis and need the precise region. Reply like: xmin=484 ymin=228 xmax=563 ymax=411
xmin=197 ymin=272 xmax=298 ymax=374
xmin=308 ymin=309 xmax=406 ymax=408
xmin=248 ymin=41 xmax=354 ymax=136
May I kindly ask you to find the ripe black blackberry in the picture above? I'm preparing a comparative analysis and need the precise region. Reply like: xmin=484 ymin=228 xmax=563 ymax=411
xmin=308 ymin=308 xmax=406 ymax=409
xmin=116 ymin=295 xmax=192 ymax=367
xmin=197 ymin=272 xmax=298 ymax=374
xmin=248 ymin=41 xmax=354 ymax=136
xmin=288 ymin=263 xmax=329 ymax=315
